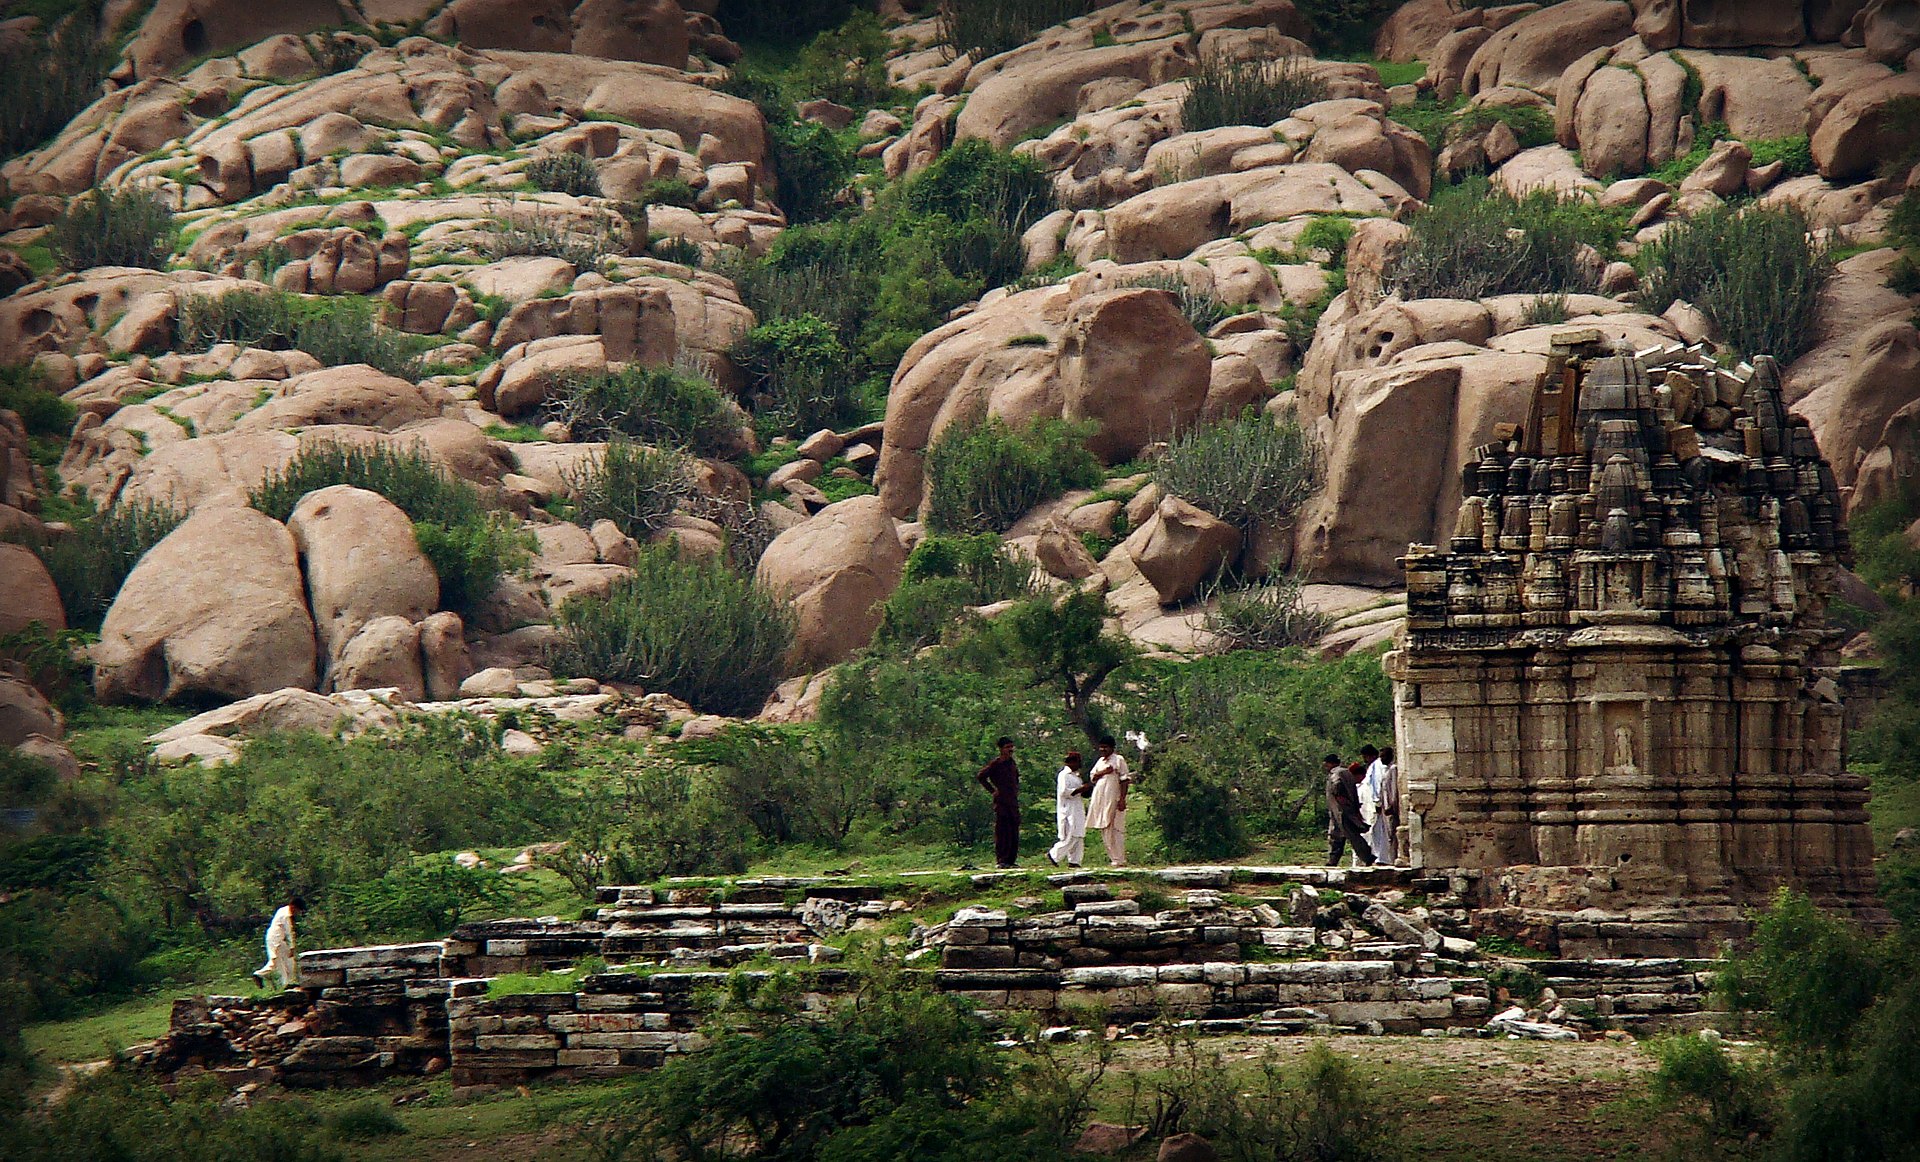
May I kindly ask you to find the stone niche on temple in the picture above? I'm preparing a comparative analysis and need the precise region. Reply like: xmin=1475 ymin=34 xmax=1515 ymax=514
xmin=1385 ymin=333 xmax=1879 ymax=921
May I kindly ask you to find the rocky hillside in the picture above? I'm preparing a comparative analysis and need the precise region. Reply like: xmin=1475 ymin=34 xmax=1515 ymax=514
xmin=2 ymin=0 xmax=1918 ymax=760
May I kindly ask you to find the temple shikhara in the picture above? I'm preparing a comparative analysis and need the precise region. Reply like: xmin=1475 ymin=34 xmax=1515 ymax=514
xmin=1388 ymin=333 xmax=1882 ymax=952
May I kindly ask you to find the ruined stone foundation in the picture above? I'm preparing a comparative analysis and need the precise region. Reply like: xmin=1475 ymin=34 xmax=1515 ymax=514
xmin=1389 ymin=336 xmax=1881 ymax=948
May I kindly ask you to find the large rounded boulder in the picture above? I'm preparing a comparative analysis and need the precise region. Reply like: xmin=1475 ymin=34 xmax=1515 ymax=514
xmin=286 ymin=486 xmax=439 ymax=683
xmin=94 ymin=506 xmax=318 ymax=703
xmin=755 ymin=496 xmax=907 ymax=671
xmin=0 ymin=543 xmax=65 ymax=635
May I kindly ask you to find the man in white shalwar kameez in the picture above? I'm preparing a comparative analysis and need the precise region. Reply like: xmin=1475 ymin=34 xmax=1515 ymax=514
xmin=1086 ymin=735 xmax=1132 ymax=866
xmin=254 ymin=897 xmax=304 ymax=990
xmin=1362 ymin=744 xmax=1393 ymax=865
xmin=1047 ymin=751 xmax=1090 ymax=867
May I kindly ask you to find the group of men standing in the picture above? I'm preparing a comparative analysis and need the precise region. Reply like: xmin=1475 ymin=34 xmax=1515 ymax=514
xmin=1324 ymin=744 xmax=1402 ymax=866
xmin=976 ymin=734 xmax=1133 ymax=870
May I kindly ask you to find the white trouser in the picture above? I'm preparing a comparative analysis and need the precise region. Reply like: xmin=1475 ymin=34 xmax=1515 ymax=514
xmin=1098 ymin=811 xmax=1127 ymax=866
xmin=258 ymin=941 xmax=298 ymax=988
xmin=1049 ymin=804 xmax=1086 ymax=866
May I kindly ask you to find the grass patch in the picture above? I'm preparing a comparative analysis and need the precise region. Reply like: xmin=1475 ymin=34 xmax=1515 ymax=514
xmin=936 ymin=0 xmax=1096 ymax=62
xmin=177 ymin=288 xmax=427 ymax=378
xmin=1388 ymin=179 xmax=1625 ymax=300
xmin=48 ymin=186 xmax=176 ymax=272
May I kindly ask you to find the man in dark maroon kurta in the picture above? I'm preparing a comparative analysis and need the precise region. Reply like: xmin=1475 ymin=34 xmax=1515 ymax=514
xmin=977 ymin=737 xmax=1021 ymax=868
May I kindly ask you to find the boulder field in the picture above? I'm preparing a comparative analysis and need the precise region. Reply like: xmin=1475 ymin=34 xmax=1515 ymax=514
xmin=1 ymin=0 xmax=1915 ymax=738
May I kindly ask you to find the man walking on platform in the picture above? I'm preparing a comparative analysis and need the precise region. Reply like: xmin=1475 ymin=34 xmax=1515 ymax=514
xmin=1324 ymin=755 xmax=1376 ymax=866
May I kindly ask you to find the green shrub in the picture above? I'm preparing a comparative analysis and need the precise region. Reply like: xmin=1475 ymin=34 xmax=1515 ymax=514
xmin=12 ymin=1071 xmax=342 ymax=1162
xmin=323 ymin=1099 xmax=405 ymax=1141
xmin=770 ymin=117 xmax=857 ymax=224
xmin=544 ymin=363 xmax=742 ymax=457
xmin=1204 ymin=574 xmax=1334 ymax=651
xmin=1122 ymin=273 xmax=1235 ymax=332
xmin=1388 ymin=180 xmax=1623 ymax=300
xmin=1296 ymin=215 xmax=1356 ymax=266
xmin=48 ymin=185 xmax=176 ymax=272
xmin=924 ymin=417 xmax=1101 ymax=534
xmin=1155 ymin=411 xmax=1317 ymax=535
xmin=784 ymin=10 xmax=901 ymax=110
xmin=563 ymin=439 xmax=695 ymax=539
xmin=0 ymin=12 xmax=114 ymax=162
xmin=677 ymin=723 xmax=874 ymax=845
xmin=0 ymin=362 xmax=77 ymax=465
xmin=877 ymin=533 xmax=1036 ymax=650
xmin=651 ymin=235 xmax=704 ymax=266
xmin=1181 ymin=54 xmax=1330 ymax=133
xmin=1637 ymin=204 xmax=1832 ymax=363
xmin=176 ymin=289 xmax=424 ymax=377
xmin=250 ymin=441 xmax=528 ymax=613
xmin=479 ymin=211 xmax=624 ymax=269
xmin=20 ymin=498 xmax=184 ymax=631
xmin=1152 ymin=744 xmax=1249 ymax=860
xmin=330 ymin=858 xmax=511 ymax=937
xmin=734 ymin=314 xmax=866 ymax=436
xmin=639 ymin=178 xmax=698 ymax=208
xmin=937 ymin=0 xmax=1096 ymax=62
xmin=1646 ymin=1033 xmax=1775 ymax=1149
xmin=721 ymin=140 xmax=1053 ymax=389
xmin=524 ymin=151 xmax=602 ymax=197
xmin=545 ymin=758 xmax=753 ymax=888
xmin=548 ymin=545 xmax=794 ymax=715
xmin=112 ymin=718 xmax=560 ymax=935
xmin=1523 ymin=292 xmax=1571 ymax=325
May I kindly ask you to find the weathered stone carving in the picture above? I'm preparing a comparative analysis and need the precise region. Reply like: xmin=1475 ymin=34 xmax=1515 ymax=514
xmin=1388 ymin=333 xmax=1878 ymax=920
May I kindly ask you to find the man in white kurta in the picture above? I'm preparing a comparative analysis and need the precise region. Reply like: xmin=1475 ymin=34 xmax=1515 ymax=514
xmin=254 ymin=897 xmax=304 ymax=989
xmin=1047 ymin=752 xmax=1090 ymax=867
xmin=1086 ymin=735 xmax=1132 ymax=866
xmin=1362 ymin=745 xmax=1392 ymax=867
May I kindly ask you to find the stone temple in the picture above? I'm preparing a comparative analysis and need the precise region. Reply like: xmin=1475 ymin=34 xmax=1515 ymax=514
xmin=1385 ymin=333 xmax=1881 ymax=953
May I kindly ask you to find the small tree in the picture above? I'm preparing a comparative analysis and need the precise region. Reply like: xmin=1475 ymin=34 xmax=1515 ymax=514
xmin=1000 ymin=589 xmax=1136 ymax=744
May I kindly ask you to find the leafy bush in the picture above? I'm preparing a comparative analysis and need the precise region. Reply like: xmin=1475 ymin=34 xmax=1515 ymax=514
xmin=1204 ymin=573 xmax=1334 ymax=651
xmin=324 ymin=1099 xmax=405 ymax=1141
xmin=937 ymin=0 xmax=1096 ymax=62
xmin=1388 ymin=180 xmax=1623 ymax=300
xmin=1155 ymin=411 xmax=1317 ymax=535
xmin=677 ymin=724 xmax=873 ymax=846
xmin=479 ymin=211 xmax=624 ymax=269
xmin=564 ymin=439 xmax=694 ymax=538
xmin=548 ymin=545 xmax=794 ymax=715
xmin=1637 ymin=204 xmax=1832 ymax=363
xmin=0 ymin=11 xmax=114 ymax=163
xmin=250 ymin=441 xmax=528 ymax=613
xmin=543 ymin=363 xmax=742 ymax=457
xmin=546 ymin=758 xmax=753 ymax=889
xmin=639 ymin=178 xmax=699 ymax=208
xmin=734 ymin=314 xmax=867 ymax=436
xmin=113 ymin=718 xmax=560 ymax=935
xmin=176 ymin=289 xmax=424 ymax=377
xmin=330 ymin=858 xmax=511 ymax=937
xmin=48 ymin=185 xmax=176 ymax=272
xmin=0 ymin=361 xmax=78 ymax=465
xmin=1122 ymin=273 xmax=1235 ymax=332
xmin=1646 ymin=1033 xmax=1776 ymax=1150
xmin=1181 ymin=54 xmax=1330 ymax=133
xmin=924 ymin=417 xmax=1102 ymax=534
xmin=770 ymin=117 xmax=858 ymax=224
xmin=1152 ymin=744 xmax=1249 ymax=860
xmin=1296 ymin=215 xmax=1356 ymax=266
xmin=1145 ymin=1037 xmax=1401 ymax=1162
xmin=651 ymin=234 xmax=704 ymax=266
xmin=782 ymin=10 xmax=901 ymax=110
xmin=12 ymin=1071 xmax=343 ymax=1162
xmin=20 ymin=498 xmax=184 ymax=631
xmin=722 ymin=139 xmax=1054 ymax=391
xmin=524 ymin=151 xmax=602 ymax=197
xmin=877 ymin=533 xmax=1036 ymax=651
